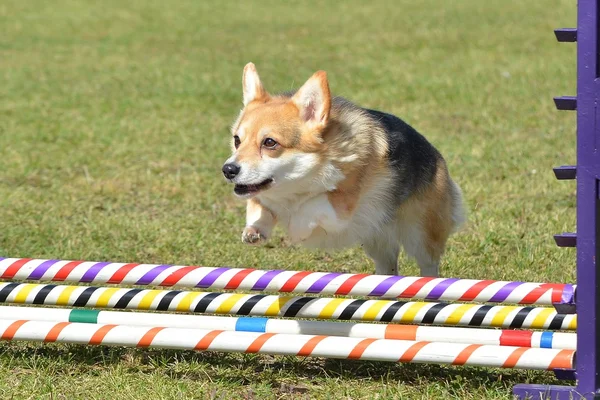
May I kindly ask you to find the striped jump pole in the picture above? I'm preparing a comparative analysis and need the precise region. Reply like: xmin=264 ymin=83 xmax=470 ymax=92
xmin=0 ymin=305 xmax=575 ymax=349
xmin=0 ymin=282 xmax=577 ymax=330
xmin=0 ymin=319 xmax=575 ymax=370
xmin=0 ymin=258 xmax=575 ymax=305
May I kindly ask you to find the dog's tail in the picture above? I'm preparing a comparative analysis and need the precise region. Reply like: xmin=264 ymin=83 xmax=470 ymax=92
xmin=449 ymin=179 xmax=467 ymax=233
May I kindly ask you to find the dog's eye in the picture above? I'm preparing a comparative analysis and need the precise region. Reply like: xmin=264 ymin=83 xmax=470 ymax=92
xmin=263 ymin=138 xmax=278 ymax=149
xmin=233 ymin=135 xmax=241 ymax=149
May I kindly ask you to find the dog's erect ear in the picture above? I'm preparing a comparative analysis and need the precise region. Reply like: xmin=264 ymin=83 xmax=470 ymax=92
xmin=242 ymin=63 xmax=268 ymax=106
xmin=292 ymin=71 xmax=331 ymax=130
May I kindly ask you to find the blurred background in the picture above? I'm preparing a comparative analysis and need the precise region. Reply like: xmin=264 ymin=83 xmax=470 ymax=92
xmin=0 ymin=1 xmax=577 ymax=398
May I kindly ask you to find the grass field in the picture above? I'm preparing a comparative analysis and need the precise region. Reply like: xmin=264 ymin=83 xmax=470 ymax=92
xmin=0 ymin=0 xmax=579 ymax=399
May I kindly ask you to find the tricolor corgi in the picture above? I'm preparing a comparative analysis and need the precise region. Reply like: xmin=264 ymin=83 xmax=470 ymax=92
xmin=222 ymin=63 xmax=465 ymax=277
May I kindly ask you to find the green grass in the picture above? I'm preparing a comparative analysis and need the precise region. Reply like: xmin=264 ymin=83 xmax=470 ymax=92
xmin=0 ymin=0 xmax=578 ymax=398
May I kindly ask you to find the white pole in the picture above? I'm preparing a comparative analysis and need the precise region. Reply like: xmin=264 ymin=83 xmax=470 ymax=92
xmin=0 ymin=318 xmax=574 ymax=371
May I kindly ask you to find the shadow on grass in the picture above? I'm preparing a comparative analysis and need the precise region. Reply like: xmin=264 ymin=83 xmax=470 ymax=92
xmin=0 ymin=341 xmax=572 ymax=391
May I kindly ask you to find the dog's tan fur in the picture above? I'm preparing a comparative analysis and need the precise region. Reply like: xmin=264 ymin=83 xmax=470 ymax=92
xmin=223 ymin=63 xmax=465 ymax=277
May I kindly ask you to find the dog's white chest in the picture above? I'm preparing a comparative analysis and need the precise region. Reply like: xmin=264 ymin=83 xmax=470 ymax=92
xmin=260 ymin=193 xmax=370 ymax=249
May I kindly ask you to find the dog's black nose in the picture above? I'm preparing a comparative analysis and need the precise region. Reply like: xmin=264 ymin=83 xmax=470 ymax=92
xmin=222 ymin=163 xmax=241 ymax=179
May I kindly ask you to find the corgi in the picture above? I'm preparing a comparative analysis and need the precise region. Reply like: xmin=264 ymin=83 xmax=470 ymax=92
xmin=222 ymin=63 xmax=465 ymax=277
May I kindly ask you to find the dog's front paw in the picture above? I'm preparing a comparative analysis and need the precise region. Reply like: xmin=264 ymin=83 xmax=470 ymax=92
xmin=242 ymin=226 xmax=267 ymax=245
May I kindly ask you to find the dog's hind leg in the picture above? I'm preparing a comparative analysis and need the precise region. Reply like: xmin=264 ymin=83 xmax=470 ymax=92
xmin=397 ymin=196 xmax=454 ymax=278
xmin=363 ymin=234 xmax=400 ymax=276
xmin=419 ymin=259 xmax=440 ymax=278
xmin=397 ymin=222 xmax=445 ymax=277
xmin=396 ymin=160 xmax=460 ymax=278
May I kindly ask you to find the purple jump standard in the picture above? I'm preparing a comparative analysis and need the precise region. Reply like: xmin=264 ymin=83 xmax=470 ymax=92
xmin=514 ymin=1 xmax=600 ymax=398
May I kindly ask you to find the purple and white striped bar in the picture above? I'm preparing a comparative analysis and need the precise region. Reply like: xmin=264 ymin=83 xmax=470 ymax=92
xmin=0 ymin=258 xmax=575 ymax=305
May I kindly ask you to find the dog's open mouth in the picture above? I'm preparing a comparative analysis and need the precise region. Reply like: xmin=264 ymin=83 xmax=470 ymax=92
xmin=234 ymin=178 xmax=273 ymax=196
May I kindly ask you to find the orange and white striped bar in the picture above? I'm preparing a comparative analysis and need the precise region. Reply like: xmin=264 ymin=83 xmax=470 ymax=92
xmin=0 ymin=306 xmax=575 ymax=350
xmin=0 ymin=282 xmax=577 ymax=330
xmin=0 ymin=258 xmax=575 ymax=305
xmin=0 ymin=319 xmax=575 ymax=370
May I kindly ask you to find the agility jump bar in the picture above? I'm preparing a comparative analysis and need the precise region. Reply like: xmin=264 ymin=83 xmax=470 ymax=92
xmin=0 ymin=282 xmax=576 ymax=330
xmin=0 ymin=319 xmax=574 ymax=370
xmin=0 ymin=306 xmax=574 ymax=350
xmin=0 ymin=258 xmax=575 ymax=305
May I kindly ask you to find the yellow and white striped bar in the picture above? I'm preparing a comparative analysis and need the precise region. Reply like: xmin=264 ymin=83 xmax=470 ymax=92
xmin=0 ymin=319 xmax=574 ymax=370
xmin=0 ymin=306 xmax=574 ymax=349
xmin=0 ymin=282 xmax=576 ymax=330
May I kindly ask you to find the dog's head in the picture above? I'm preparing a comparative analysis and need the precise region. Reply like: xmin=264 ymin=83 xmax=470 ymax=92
xmin=222 ymin=63 xmax=332 ymax=198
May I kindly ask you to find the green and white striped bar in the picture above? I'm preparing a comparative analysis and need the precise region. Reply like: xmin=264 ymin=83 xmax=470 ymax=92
xmin=0 ymin=306 xmax=575 ymax=349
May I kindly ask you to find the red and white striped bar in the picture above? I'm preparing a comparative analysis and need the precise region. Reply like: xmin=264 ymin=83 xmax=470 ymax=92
xmin=0 ymin=258 xmax=575 ymax=305
xmin=0 ymin=319 xmax=574 ymax=370
xmin=0 ymin=306 xmax=574 ymax=349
